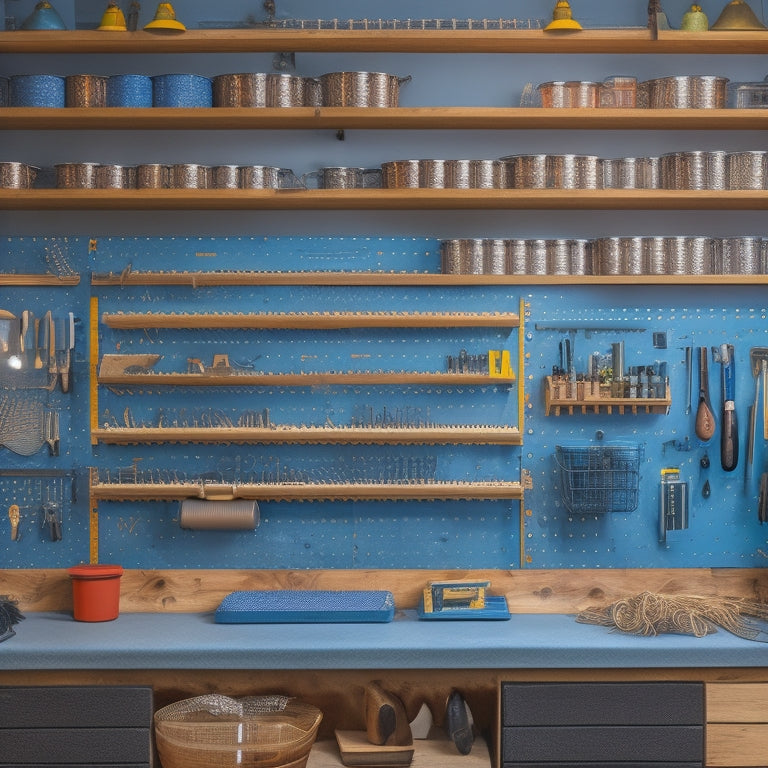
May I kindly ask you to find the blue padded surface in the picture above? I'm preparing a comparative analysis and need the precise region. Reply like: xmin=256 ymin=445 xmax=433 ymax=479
xmin=214 ymin=590 xmax=395 ymax=624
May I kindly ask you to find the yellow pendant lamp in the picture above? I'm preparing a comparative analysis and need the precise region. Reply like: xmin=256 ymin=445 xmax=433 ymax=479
xmin=144 ymin=1 xmax=186 ymax=31
xmin=544 ymin=1 xmax=583 ymax=31
xmin=97 ymin=2 xmax=127 ymax=30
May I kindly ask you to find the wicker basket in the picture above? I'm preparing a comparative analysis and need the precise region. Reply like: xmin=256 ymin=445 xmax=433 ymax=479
xmin=154 ymin=694 xmax=322 ymax=768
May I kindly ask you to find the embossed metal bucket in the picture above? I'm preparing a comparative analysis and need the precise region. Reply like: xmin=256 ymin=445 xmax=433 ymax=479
xmin=0 ymin=162 xmax=38 ymax=189
xmin=55 ymin=162 xmax=100 ymax=189
xmin=213 ymin=73 xmax=268 ymax=108
xmin=65 ymin=74 xmax=107 ymax=107
xmin=317 ymin=71 xmax=411 ymax=107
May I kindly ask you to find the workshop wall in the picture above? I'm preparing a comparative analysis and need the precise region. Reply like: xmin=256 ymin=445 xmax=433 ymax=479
xmin=2 ymin=0 xmax=768 ymax=570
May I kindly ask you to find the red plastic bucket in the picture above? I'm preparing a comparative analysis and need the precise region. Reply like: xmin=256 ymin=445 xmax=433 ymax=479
xmin=68 ymin=564 xmax=123 ymax=622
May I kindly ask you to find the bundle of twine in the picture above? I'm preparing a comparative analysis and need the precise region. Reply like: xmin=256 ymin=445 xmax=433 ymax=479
xmin=576 ymin=591 xmax=768 ymax=641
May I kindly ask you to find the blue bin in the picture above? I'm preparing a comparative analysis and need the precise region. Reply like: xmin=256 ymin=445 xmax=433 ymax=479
xmin=10 ymin=74 xmax=66 ymax=107
xmin=107 ymin=74 xmax=153 ymax=108
xmin=152 ymin=74 xmax=212 ymax=108
xmin=0 ymin=77 xmax=8 ymax=107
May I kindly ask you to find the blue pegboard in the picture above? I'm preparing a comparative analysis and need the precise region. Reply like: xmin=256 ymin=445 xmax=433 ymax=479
xmin=3 ymin=236 xmax=768 ymax=571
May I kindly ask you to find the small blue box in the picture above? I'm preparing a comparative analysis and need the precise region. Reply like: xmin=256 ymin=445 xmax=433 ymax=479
xmin=10 ymin=74 xmax=66 ymax=107
xmin=152 ymin=74 xmax=212 ymax=108
xmin=107 ymin=74 xmax=153 ymax=108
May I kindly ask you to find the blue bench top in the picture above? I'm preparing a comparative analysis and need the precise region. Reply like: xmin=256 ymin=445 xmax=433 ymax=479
xmin=2 ymin=611 xmax=766 ymax=670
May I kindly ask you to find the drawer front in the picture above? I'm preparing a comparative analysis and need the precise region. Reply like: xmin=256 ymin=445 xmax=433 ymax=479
xmin=503 ymin=764 xmax=703 ymax=768
xmin=502 ymin=682 xmax=704 ymax=726
xmin=502 ymin=725 xmax=703 ymax=762
xmin=706 ymin=683 xmax=768 ymax=724
xmin=0 ymin=686 xmax=153 ymax=728
xmin=0 ymin=728 xmax=151 ymax=764
xmin=706 ymin=723 xmax=768 ymax=767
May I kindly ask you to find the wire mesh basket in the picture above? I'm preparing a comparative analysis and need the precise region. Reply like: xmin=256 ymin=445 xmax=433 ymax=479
xmin=555 ymin=442 xmax=643 ymax=515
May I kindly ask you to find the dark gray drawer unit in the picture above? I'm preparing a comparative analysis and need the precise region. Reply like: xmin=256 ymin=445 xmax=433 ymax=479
xmin=0 ymin=686 xmax=153 ymax=768
xmin=501 ymin=682 xmax=704 ymax=768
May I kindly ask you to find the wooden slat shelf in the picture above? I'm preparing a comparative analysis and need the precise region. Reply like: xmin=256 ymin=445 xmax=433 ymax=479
xmin=544 ymin=376 xmax=671 ymax=416
xmin=98 ymin=370 xmax=516 ymax=387
xmin=89 ymin=479 xmax=523 ymax=501
xmin=0 ymin=274 xmax=80 ymax=286
xmin=91 ymin=425 xmax=523 ymax=445
xmin=6 ymin=188 xmax=768 ymax=211
xmin=100 ymin=310 xmax=520 ymax=329
xmin=2 ymin=29 xmax=767 ymax=55
xmin=2 ymin=107 xmax=767 ymax=131
xmin=90 ymin=269 xmax=768 ymax=287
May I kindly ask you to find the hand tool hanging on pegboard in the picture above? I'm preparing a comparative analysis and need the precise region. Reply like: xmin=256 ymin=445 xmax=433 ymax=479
xmin=712 ymin=344 xmax=738 ymax=472
xmin=695 ymin=346 xmax=716 ymax=443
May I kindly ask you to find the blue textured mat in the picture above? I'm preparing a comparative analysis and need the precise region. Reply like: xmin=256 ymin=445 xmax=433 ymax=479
xmin=214 ymin=590 xmax=396 ymax=624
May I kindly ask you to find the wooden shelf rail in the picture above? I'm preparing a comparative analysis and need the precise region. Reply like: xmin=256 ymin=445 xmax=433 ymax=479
xmin=91 ymin=425 xmax=523 ymax=445
xmin=2 ymin=107 xmax=768 ymax=131
xmin=89 ymin=479 xmax=524 ymax=502
xmin=0 ymin=274 xmax=80 ymax=286
xmin=2 ymin=29 xmax=767 ymax=55
xmin=6 ymin=189 xmax=768 ymax=211
xmin=91 ymin=269 xmax=768 ymax=287
xmin=100 ymin=310 xmax=520 ymax=329
xmin=98 ymin=369 xmax=516 ymax=387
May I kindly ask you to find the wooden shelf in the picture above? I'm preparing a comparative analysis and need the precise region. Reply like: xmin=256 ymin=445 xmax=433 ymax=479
xmin=2 ymin=29 xmax=767 ymax=55
xmin=6 ymin=189 xmax=768 ymax=211
xmin=89 ymin=478 xmax=523 ymax=502
xmin=98 ymin=370 xmax=516 ymax=387
xmin=3 ymin=107 xmax=767 ymax=131
xmin=100 ymin=310 xmax=520 ymax=329
xmin=544 ymin=376 xmax=671 ymax=416
xmin=0 ymin=274 xmax=80 ymax=286
xmin=91 ymin=425 xmax=523 ymax=445
xmin=91 ymin=269 xmax=768 ymax=287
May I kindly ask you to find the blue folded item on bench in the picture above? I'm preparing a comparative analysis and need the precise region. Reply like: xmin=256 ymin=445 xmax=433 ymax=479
xmin=214 ymin=589 xmax=396 ymax=624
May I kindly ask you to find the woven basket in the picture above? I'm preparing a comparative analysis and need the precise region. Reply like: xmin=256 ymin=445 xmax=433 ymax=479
xmin=154 ymin=694 xmax=322 ymax=768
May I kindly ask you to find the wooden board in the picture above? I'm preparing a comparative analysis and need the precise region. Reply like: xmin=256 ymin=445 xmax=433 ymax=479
xmin=308 ymin=736 xmax=492 ymax=768
xmin=707 ymin=683 xmax=768 ymax=723
xmin=4 ymin=567 xmax=768 ymax=615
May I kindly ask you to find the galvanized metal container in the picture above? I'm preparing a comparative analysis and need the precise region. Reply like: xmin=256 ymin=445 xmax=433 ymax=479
xmin=65 ymin=74 xmax=107 ymax=107
xmin=238 ymin=165 xmax=283 ymax=189
xmin=317 ymin=71 xmax=410 ymax=107
xmin=0 ymin=161 xmax=37 ymax=189
xmin=213 ymin=73 xmax=268 ymax=108
xmin=169 ymin=163 xmax=211 ymax=188
xmin=537 ymin=80 xmax=599 ymax=108
xmin=303 ymin=167 xmax=382 ymax=189
xmin=55 ymin=162 xmax=100 ymax=189
xmin=726 ymin=151 xmax=768 ymax=190
xmin=660 ymin=150 xmax=727 ymax=190
xmin=265 ymin=74 xmax=306 ymax=107
xmin=646 ymin=75 xmax=728 ymax=109
xmin=212 ymin=165 xmax=241 ymax=189
xmin=136 ymin=164 xmax=170 ymax=189
xmin=96 ymin=164 xmax=134 ymax=189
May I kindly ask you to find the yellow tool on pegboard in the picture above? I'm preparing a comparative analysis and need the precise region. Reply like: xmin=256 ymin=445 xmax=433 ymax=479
xmin=89 ymin=467 xmax=99 ymax=564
